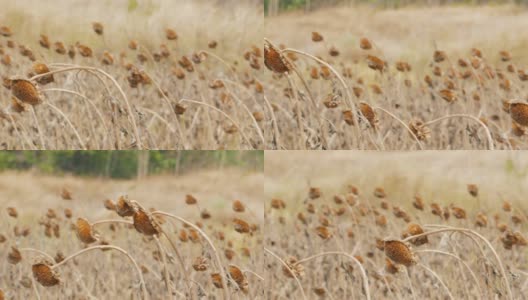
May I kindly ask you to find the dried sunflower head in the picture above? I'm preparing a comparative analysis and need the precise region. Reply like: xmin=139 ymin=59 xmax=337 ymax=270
xmin=32 ymin=257 xmax=60 ymax=287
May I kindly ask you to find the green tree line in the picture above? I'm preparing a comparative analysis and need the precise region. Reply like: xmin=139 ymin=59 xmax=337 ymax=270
xmin=0 ymin=151 xmax=263 ymax=179
xmin=265 ymin=0 xmax=528 ymax=15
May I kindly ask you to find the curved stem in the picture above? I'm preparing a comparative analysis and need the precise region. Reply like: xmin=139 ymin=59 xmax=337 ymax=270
xmin=139 ymin=107 xmax=176 ymax=133
xmin=402 ymin=266 xmax=416 ymax=300
xmin=263 ymin=95 xmax=281 ymax=149
xmin=416 ymin=249 xmax=482 ymax=298
xmin=154 ymin=236 xmax=174 ymax=299
xmin=51 ymin=245 xmax=148 ymax=300
xmin=31 ymin=66 xmax=142 ymax=149
xmin=417 ymin=263 xmax=454 ymax=300
xmin=373 ymin=106 xmax=424 ymax=150
xmin=179 ymin=98 xmax=252 ymax=149
xmin=41 ymin=88 xmax=109 ymax=138
xmin=44 ymin=102 xmax=86 ymax=150
xmin=30 ymin=106 xmax=46 ymax=150
xmin=282 ymin=47 xmax=364 ymax=142
xmin=264 ymin=248 xmax=307 ymax=300
xmin=19 ymin=248 xmax=54 ymax=261
xmin=425 ymin=114 xmax=494 ymax=150
xmin=244 ymin=269 xmax=264 ymax=281
xmin=403 ymin=227 xmax=512 ymax=300
xmin=152 ymin=211 xmax=229 ymax=300
xmin=160 ymin=230 xmax=193 ymax=300
xmin=91 ymin=219 xmax=132 ymax=227
xmin=295 ymin=251 xmax=370 ymax=300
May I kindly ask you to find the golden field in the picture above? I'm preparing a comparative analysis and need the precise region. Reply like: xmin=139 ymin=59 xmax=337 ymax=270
xmin=264 ymin=5 xmax=528 ymax=149
xmin=0 ymin=168 xmax=264 ymax=299
xmin=0 ymin=0 xmax=265 ymax=150
xmin=265 ymin=151 xmax=528 ymax=299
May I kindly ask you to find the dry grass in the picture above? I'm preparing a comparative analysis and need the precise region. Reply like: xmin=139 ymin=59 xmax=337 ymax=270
xmin=265 ymin=151 xmax=528 ymax=299
xmin=264 ymin=5 xmax=528 ymax=149
xmin=0 ymin=168 xmax=264 ymax=299
xmin=0 ymin=0 xmax=265 ymax=150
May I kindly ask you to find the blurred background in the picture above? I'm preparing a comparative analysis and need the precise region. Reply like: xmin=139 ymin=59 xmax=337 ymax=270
xmin=0 ymin=150 xmax=263 ymax=179
xmin=265 ymin=0 xmax=528 ymax=69
xmin=265 ymin=0 xmax=528 ymax=15
xmin=0 ymin=150 xmax=263 ymax=218
xmin=266 ymin=151 xmax=528 ymax=212
xmin=0 ymin=0 xmax=262 ymax=54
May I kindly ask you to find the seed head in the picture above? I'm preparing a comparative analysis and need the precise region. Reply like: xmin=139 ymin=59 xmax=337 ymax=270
xmin=76 ymin=43 xmax=93 ymax=57
xmin=328 ymin=46 xmax=339 ymax=57
xmin=264 ymin=39 xmax=291 ymax=74
xmin=467 ymin=184 xmax=478 ymax=197
xmin=475 ymin=212 xmax=488 ymax=227
xmin=282 ymin=256 xmax=305 ymax=278
xmin=509 ymin=102 xmax=528 ymax=126
xmin=373 ymin=187 xmax=386 ymax=198
xmin=211 ymin=273 xmax=223 ymax=288
xmin=233 ymin=218 xmax=250 ymax=234
xmin=309 ymin=187 xmax=321 ymax=199
xmin=366 ymin=55 xmax=385 ymax=72
xmin=402 ymin=223 xmax=428 ymax=246
xmin=360 ymin=37 xmax=372 ymax=50
xmin=185 ymin=194 xmax=197 ymax=205
xmin=311 ymin=32 xmax=323 ymax=42
xmin=502 ymin=200 xmax=512 ymax=212
xmin=192 ymin=256 xmax=208 ymax=271
xmin=165 ymin=28 xmax=178 ymax=40
xmin=54 ymin=42 xmax=66 ymax=55
xmin=32 ymin=258 xmax=60 ymax=287
xmin=201 ymin=209 xmax=211 ymax=219
xmin=7 ymin=207 xmax=17 ymax=218
xmin=8 ymin=246 xmax=22 ymax=264
xmin=30 ymin=63 xmax=54 ymax=85
xmin=101 ymin=51 xmax=114 ymax=65
xmin=412 ymin=195 xmax=424 ymax=210
xmin=439 ymin=89 xmax=456 ymax=103
xmin=433 ymin=50 xmax=447 ymax=63
xmin=451 ymin=206 xmax=467 ymax=219
xmin=359 ymin=102 xmax=378 ymax=129
xmin=385 ymin=258 xmax=400 ymax=274
xmin=499 ymin=50 xmax=511 ymax=62
xmin=315 ymin=226 xmax=332 ymax=240
xmin=271 ymin=198 xmax=286 ymax=209
xmin=228 ymin=265 xmax=248 ymax=294
xmin=232 ymin=200 xmax=245 ymax=213
xmin=75 ymin=218 xmax=99 ymax=244
xmin=384 ymin=240 xmax=416 ymax=267
xmin=409 ymin=119 xmax=430 ymax=141
xmin=133 ymin=208 xmax=160 ymax=236
xmin=104 ymin=199 xmax=115 ymax=211
xmin=116 ymin=195 xmax=135 ymax=217
xmin=0 ymin=26 xmax=12 ymax=37
xmin=92 ymin=22 xmax=104 ymax=35
xmin=39 ymin=34 xmax=50 ymax=49
xmin=11 ymin=79 xmax=42 ymax=106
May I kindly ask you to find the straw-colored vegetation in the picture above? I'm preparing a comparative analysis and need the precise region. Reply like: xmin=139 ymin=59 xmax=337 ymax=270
xmin=0 ymin=168 xmax=264 ymax=299
xmin=264 ymin=4 xmax=528 ymax=149
xmin=265 ymin=151 xmax=528 ymax=299
xmin=0 ymin=0 xmax=264 ymax=150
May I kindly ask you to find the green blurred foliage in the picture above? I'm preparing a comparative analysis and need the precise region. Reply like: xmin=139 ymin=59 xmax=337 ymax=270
xmin=0 ymin=151 xmax=263 ymax=179
xmin=128 ymin=0 xmax=138 ymax=12
xmin=265 ymin=0 xmax=528 ymax=14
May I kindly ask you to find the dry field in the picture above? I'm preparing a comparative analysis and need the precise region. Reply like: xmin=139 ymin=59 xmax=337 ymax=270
xmin=265 ymin=151 xmax=528 ymax=299
xmin=0 ymin=169 xmax=264 ymax=299
xmin=264 ymin=5 xmax=528 ymax=149
xmin=0 ymin=0 xmax=265 ymax=150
